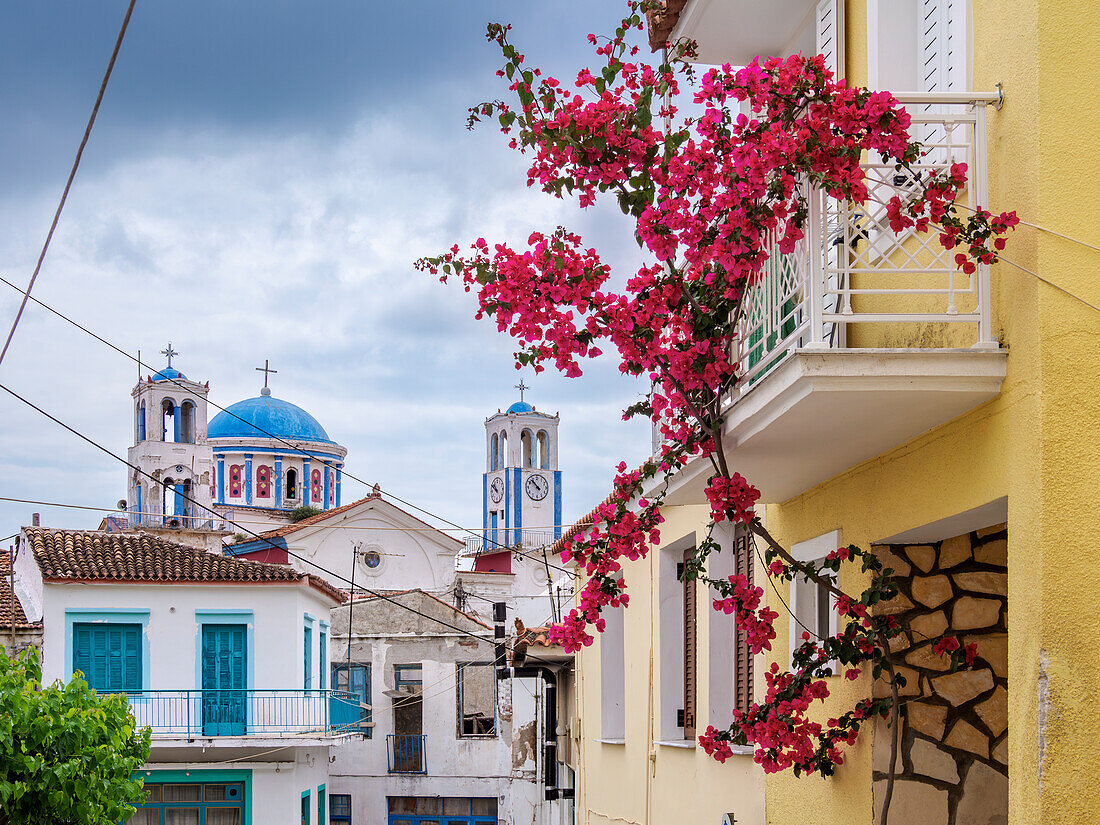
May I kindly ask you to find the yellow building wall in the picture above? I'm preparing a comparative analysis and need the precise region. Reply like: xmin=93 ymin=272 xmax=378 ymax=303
xmin=575 ymin=503 xmax=766 ymax=825
xmin=763 ymin=1 xmax=1100 ymax=823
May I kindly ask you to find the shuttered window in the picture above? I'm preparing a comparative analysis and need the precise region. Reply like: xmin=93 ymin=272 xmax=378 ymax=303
xmin=73 ymin=623 xmax=142 ymax=692
xmin=682 ymin=547 xmax=697 ymax=740
xmin=304 ymin=625 xmax=313 ymax=689
xmin=732 ymin=527 xmax=755 ymax=714
xmin=815 ymin=0 xmax=845 ymax=79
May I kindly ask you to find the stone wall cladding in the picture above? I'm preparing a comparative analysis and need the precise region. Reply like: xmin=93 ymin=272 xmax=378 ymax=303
xmin=871 ymin=524 xmax=1008 ymax=825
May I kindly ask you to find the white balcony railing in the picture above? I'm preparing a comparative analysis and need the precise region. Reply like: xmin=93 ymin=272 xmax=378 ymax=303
xmin=128 ymin=508 xmax=230 ymax=532
xmin=464 ymin=530 xmax=561 ymax=557
xmin=734 ymin=95 xmax=996 ymax=392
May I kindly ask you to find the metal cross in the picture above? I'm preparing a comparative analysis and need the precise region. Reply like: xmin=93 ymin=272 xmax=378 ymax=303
xmin=514 ymin=379 xmax=529 ymax=402
xmin=161 ymin=343 xmax=178 ymax=367
xmin=255 ymin=359 xmax=278 ymax=389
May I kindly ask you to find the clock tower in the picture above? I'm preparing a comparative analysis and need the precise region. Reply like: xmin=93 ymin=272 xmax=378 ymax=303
xmin=482 ymin=383 xmax=562 ymax=554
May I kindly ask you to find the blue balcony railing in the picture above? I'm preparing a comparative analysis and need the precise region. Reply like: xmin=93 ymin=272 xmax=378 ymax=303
xmin=387 ymin=733 xmax=427 ymax=774
xmin=120 ymin=689 xmax=362 ymax=738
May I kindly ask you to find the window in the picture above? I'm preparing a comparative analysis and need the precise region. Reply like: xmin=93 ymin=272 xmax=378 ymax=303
xmin=301 ymin=790 xmax=310 ymax=825
xmin=229 ymin=465 xmax=242 ymax=499
xmin=333 ymin=663 xmax=372 ymax=737
xmin=162 ymin=398 xmax=176 ymax=442
xmin=521 ymin=429 xmax=534 ymax=467
xmin=599 ymin=606 xmax=625 ymax=741
xmin=180 ymin=401 xmax=196 ymax=444
xmin=304 ymin=624 xmax=313 ymax=689
xmin=329 ymin=794 xmax=351 ymax=825
xmin=789 ymin=530 xmax=841 ymax=674
xmin=681 ymin=547 xmax=698 ymax=740
xmin=709 ymin=524 xmax=755 ymax=724
xmin=317 ymin=786 xmax=325 ymax=825
xmin=286 ymin=468 xmax=298 ymax=500
xmin=126 ymin=782 xmax=244 ymax=825
xmin=490 ymin=433 xmax=499 ymax=470
xmin=310 ymin=469 xmax=322 ymax=503
xmin=388 ymin=797 xmax=497 ymax=823
xmin=537 ymin=430 xmax=550 ymax=468
xmin=457 ymin=662 xmax=497 ymax=737
xmin=319 ymin=628 xmax=327 ymax=690
xmin=256 ymin=465 xmax=271 ymax=498
xmin=73 ymin=623 xmax=142 ymax=693
xmin=658 ymin=535 xmax=695 ymax=741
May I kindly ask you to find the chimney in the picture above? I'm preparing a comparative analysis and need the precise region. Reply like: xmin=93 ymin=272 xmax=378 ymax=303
xmin=31 ymin=513 xmax=40 ymax=527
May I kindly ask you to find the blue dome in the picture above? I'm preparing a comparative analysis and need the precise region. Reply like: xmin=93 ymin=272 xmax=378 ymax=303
xmin=507 ymin=401 xmax=534 ymax=413
xmin=208 ymin=395 xmax=334 ymax=443
xmin=152 ymin=367 xmax=187 ymax=382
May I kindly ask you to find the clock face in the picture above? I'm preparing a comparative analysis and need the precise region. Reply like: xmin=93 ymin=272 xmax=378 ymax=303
xmin=490 ymin=477 xmax=504 ymax=503
xmin=525 ymin=473 xmax=549 ymax=501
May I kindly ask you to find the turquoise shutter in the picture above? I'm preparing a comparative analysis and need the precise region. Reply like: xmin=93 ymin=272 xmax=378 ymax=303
xmin=73 ymin=624 xmax=141 ymax=691
xmin=304 ymin=626 xmax=312 ymax=689
xmin=319 ymin=632 xmax=327 ymax=689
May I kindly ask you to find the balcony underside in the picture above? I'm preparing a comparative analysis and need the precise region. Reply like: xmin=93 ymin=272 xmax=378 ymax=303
xmin=671 ymin=0 xmax=816 ymax=65
xmin=663 ymin=348 xmax=1006 ymax=505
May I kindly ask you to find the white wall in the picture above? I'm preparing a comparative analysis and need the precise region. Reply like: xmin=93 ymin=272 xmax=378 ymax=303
xmin=39 ymin=581 xmax=336 ymax=690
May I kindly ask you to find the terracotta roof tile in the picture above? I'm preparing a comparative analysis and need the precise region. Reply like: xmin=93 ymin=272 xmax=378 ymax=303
xmin=645 ymin=0 xmax=689 ymax=51
xmin=24 ymin=528 xmax=344 ymax=603
xmin=0 ymin=554 xmax=37 ymax=630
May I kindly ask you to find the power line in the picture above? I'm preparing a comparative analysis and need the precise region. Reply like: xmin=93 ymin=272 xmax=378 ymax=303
xmin=0 ymin=0 xmax=137 ymax=369
xmin=0 ymin=379 xmax=564 ymax=669
xmin=0 ymin=275 xmax=575 ymax=578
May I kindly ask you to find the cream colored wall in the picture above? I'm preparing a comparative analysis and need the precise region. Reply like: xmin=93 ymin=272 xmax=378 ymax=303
xmin=576 ymin=504 xmax=765 ymax=825
xmin=763 ymin=1 xmax=1100 ymax=823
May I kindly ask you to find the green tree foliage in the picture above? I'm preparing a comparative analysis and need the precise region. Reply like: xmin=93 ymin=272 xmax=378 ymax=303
xmin=0 ymin=647 xmax=150 ymax=825
xmin=289 ymin=506 xmax=322 ymax=523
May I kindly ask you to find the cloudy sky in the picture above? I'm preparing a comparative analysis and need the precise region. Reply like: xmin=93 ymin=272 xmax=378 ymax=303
xmin=0 ymin=1 xmax=657 ymax=542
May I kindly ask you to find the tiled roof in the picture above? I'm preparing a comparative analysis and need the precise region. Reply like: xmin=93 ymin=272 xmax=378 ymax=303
xmin=235 ymin=491 xmax=464 ymax=547
xmin=645 ymin=0 xmax=689 ymax=51
xmin=0 ymin=554 xmax=38 ymax=630
xmin=24 ymin=528 xmax=344 ymax=603
xmin=548 ymin=489 xmax=618 ymax=557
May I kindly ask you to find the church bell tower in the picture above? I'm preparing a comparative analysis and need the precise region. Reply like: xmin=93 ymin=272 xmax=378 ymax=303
xmin=126 ymin=344 xmax=217 ymax=543
xmin=481 ymin=381 xmax=563 ymax=554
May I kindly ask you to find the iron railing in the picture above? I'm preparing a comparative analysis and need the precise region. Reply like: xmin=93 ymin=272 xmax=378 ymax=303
xmin=387 ymin=733 xmax=428 ymax=774
xmin=464 ymin=530 xmax=560 ymax=556
xmin=733 ymin=96 xmax=996 ymax=392
xmin=120 ymin=689 xmax=362 ymax=738
xmin=127 ymin=508 xmax=230 ymax=532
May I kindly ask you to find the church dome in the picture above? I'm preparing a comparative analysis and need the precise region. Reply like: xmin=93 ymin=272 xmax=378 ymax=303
xmin=152 ymin=367 xmax=187 ymax=382
xmin=208 ymin=395 xmax=334 ymax=444
xmin=507 ymin=401 xmax=534 ymax=413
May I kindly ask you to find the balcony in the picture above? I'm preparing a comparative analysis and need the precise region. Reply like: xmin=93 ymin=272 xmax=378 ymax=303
xmin=122 ymin=689 xmax=363 ymax=739
xmin=127 ymin=508 xmax=230 ymax=532
xmin=663 ymin=98 xmax=1007 ymax=505
xmin=463 ymin=530 xmax=560 ymax=556
xmin=388 ymin=733 xmax=428 ymax=774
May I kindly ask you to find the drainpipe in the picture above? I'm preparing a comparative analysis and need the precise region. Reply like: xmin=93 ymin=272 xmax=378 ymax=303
xmin=494 ymin=602 xmax=561 ymax=801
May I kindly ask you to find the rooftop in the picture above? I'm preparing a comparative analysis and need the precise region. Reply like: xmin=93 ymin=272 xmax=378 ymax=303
xmin=208 ymin=394 xmax=334 ymax=444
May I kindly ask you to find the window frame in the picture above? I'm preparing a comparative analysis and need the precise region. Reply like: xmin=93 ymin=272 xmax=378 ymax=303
xmin=72 ymin=621 xmax=143 ymax=693
xmin=329 ymin=793 xmax=352 ymax=825
xmin=332 ymin=662 xmax=372 ymax=738
xmin=456 ymin=661 xmax=498 ymax=739
xmin=788 ymin=530 xmax=841 ymax=675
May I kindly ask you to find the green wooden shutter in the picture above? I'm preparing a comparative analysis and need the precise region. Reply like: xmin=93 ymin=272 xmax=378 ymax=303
xmin=73 ymin=623 xmax=141 ymax=692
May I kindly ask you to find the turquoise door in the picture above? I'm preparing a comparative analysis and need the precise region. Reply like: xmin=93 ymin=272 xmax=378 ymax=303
xmin=201 ymin=624 xmax=247 ymax=736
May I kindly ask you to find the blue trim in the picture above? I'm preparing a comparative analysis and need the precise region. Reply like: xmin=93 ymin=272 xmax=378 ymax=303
xmin=173 ymin=483 xmax=185 ymax=517
xmin=135 ymin=769 xmax=252 ymax=825
xmin=223 ymin=536 xmax=288 ymax=557
xmin=335 ymin=467 xmax=342 ymax=507
xmin=135 ymin=485 xmax=142 ymax=523
xmin=302 ymin=458 xmax=311 ymax=504
xmin=319 ymin=628 xmax=328 ymax=690
xmin=504 ymin=469 xmax=510 ymax=544
xmin=65 ymin=609 xmax=150 ymax=690
xmin=323 ymin=467 xmax=331 ymax=510
xmin=217 ymin=456 xmax=226 ymax=504
xmin=172 ymin=402 xmax=181 ymax=443
xmin=317 ymin=783 xmax=326 ymax=825
xmin=209 ymin=445 xmax=345 ymax=462
xmin=244 ymin=455 xmax=254 ymax=506
xmin=513 ymin=467 xmax=523 ymax=546
xmin=302 ymin=788 xmax=311 ymax=825
xmin=194 ymin=610 xmax=254 ymax=692
xmin=303 ymin=615 xmax=315 ymax=690
xmin=554 ymin=470 xmax=563 ymax=539
xmin=482 ymin=474 xmax=488 ymax=548
xmin=491 ymin=512 xmax=498 ymax=550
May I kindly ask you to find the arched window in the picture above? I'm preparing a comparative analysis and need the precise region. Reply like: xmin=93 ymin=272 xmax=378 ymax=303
xmin=310 ymin=469 xmax=322 ymax=503
xmin=136 ymin=401 xmax=147 ymax=443
xmin=229 ymin=465 xmax=243 ymax=498
xmin=257 ymin=465 xmax=272 ymax=498
xmin=181 ymin=480 xmax=192 ymax=527
xmin=490 ymin=433 xmax=499 ymax=471
xmin=499 ymin=431 xmax=508 ymax=469
xmin=286 ymin=468 xmax=298 ymax=500
xmin=537 ymin=430 xmax=550 ymax=469
xmin=161 ymin=399 xmax=176 ymax=443
xmin=179 ymin=401 xmax=196 ymax=444
xmin=161 ymin=477 xmax=173 ymax=517
xmin=521 ymin=430 xmax=534 ymax=468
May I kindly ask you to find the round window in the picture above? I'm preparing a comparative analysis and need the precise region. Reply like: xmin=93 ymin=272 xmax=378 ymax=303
xmin=363 ymin=550 xmax=381 ymax=568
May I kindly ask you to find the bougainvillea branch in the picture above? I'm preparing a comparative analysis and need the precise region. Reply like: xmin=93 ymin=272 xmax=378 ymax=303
xmin=418 ymin=4 xmax=1015 ymax=821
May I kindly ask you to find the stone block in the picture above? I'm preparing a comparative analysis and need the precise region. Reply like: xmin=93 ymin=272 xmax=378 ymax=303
xmin=909 ymin=735 xmax=959 ymax=784
xmin=877 ymin=547 xmax=911 ymax=577
xmin=992 ymin=736 xmax=1008 ymax=765
xmin=877 ymin=592 xmax=916 ymax=616
xmin=874 ymin=665 xmax=920 ymax=699
xmin=966 ymin=633 xmax=1008 ymax=678
xmin=955 ymin=759 xmax=1008 ymax=825
xmin=912 ymin=575 xmax=953 ymax=608
xmin=976 ymin=685 xmax=1008 ymax=737
xmin=872 ymin=715 xmax=898 ymax=772
xmin=910 ymin=611 xmax=949 ymax=644
xmin=907 ymin=702 xmax=948 ymax=739
xmin=954 ymin=571 xmax=1008 ymax=596
xmin=975 ymin=522 xmax=1007 ymax=539
xmin=944 ymin=718 xmax=989 ymax=758
xmin=953 ymin=597 xmax=1002 ymax=630
xmin=905 ymin=644 xmax=951 ymax=672
xmin=873 ymin=778 xmax=949 ymax=825
xmin=888 ymin=631 xmax=912 ymax=653
xmin=933 ymin=668 xmax=994 ymax=706
xmin=938 ymin=534 xmax=972 ymax=569
xmin=905 ymin=545 xmax=937 ymax=573
xmin=974 ymin=538 xmax=1007 ymax=566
